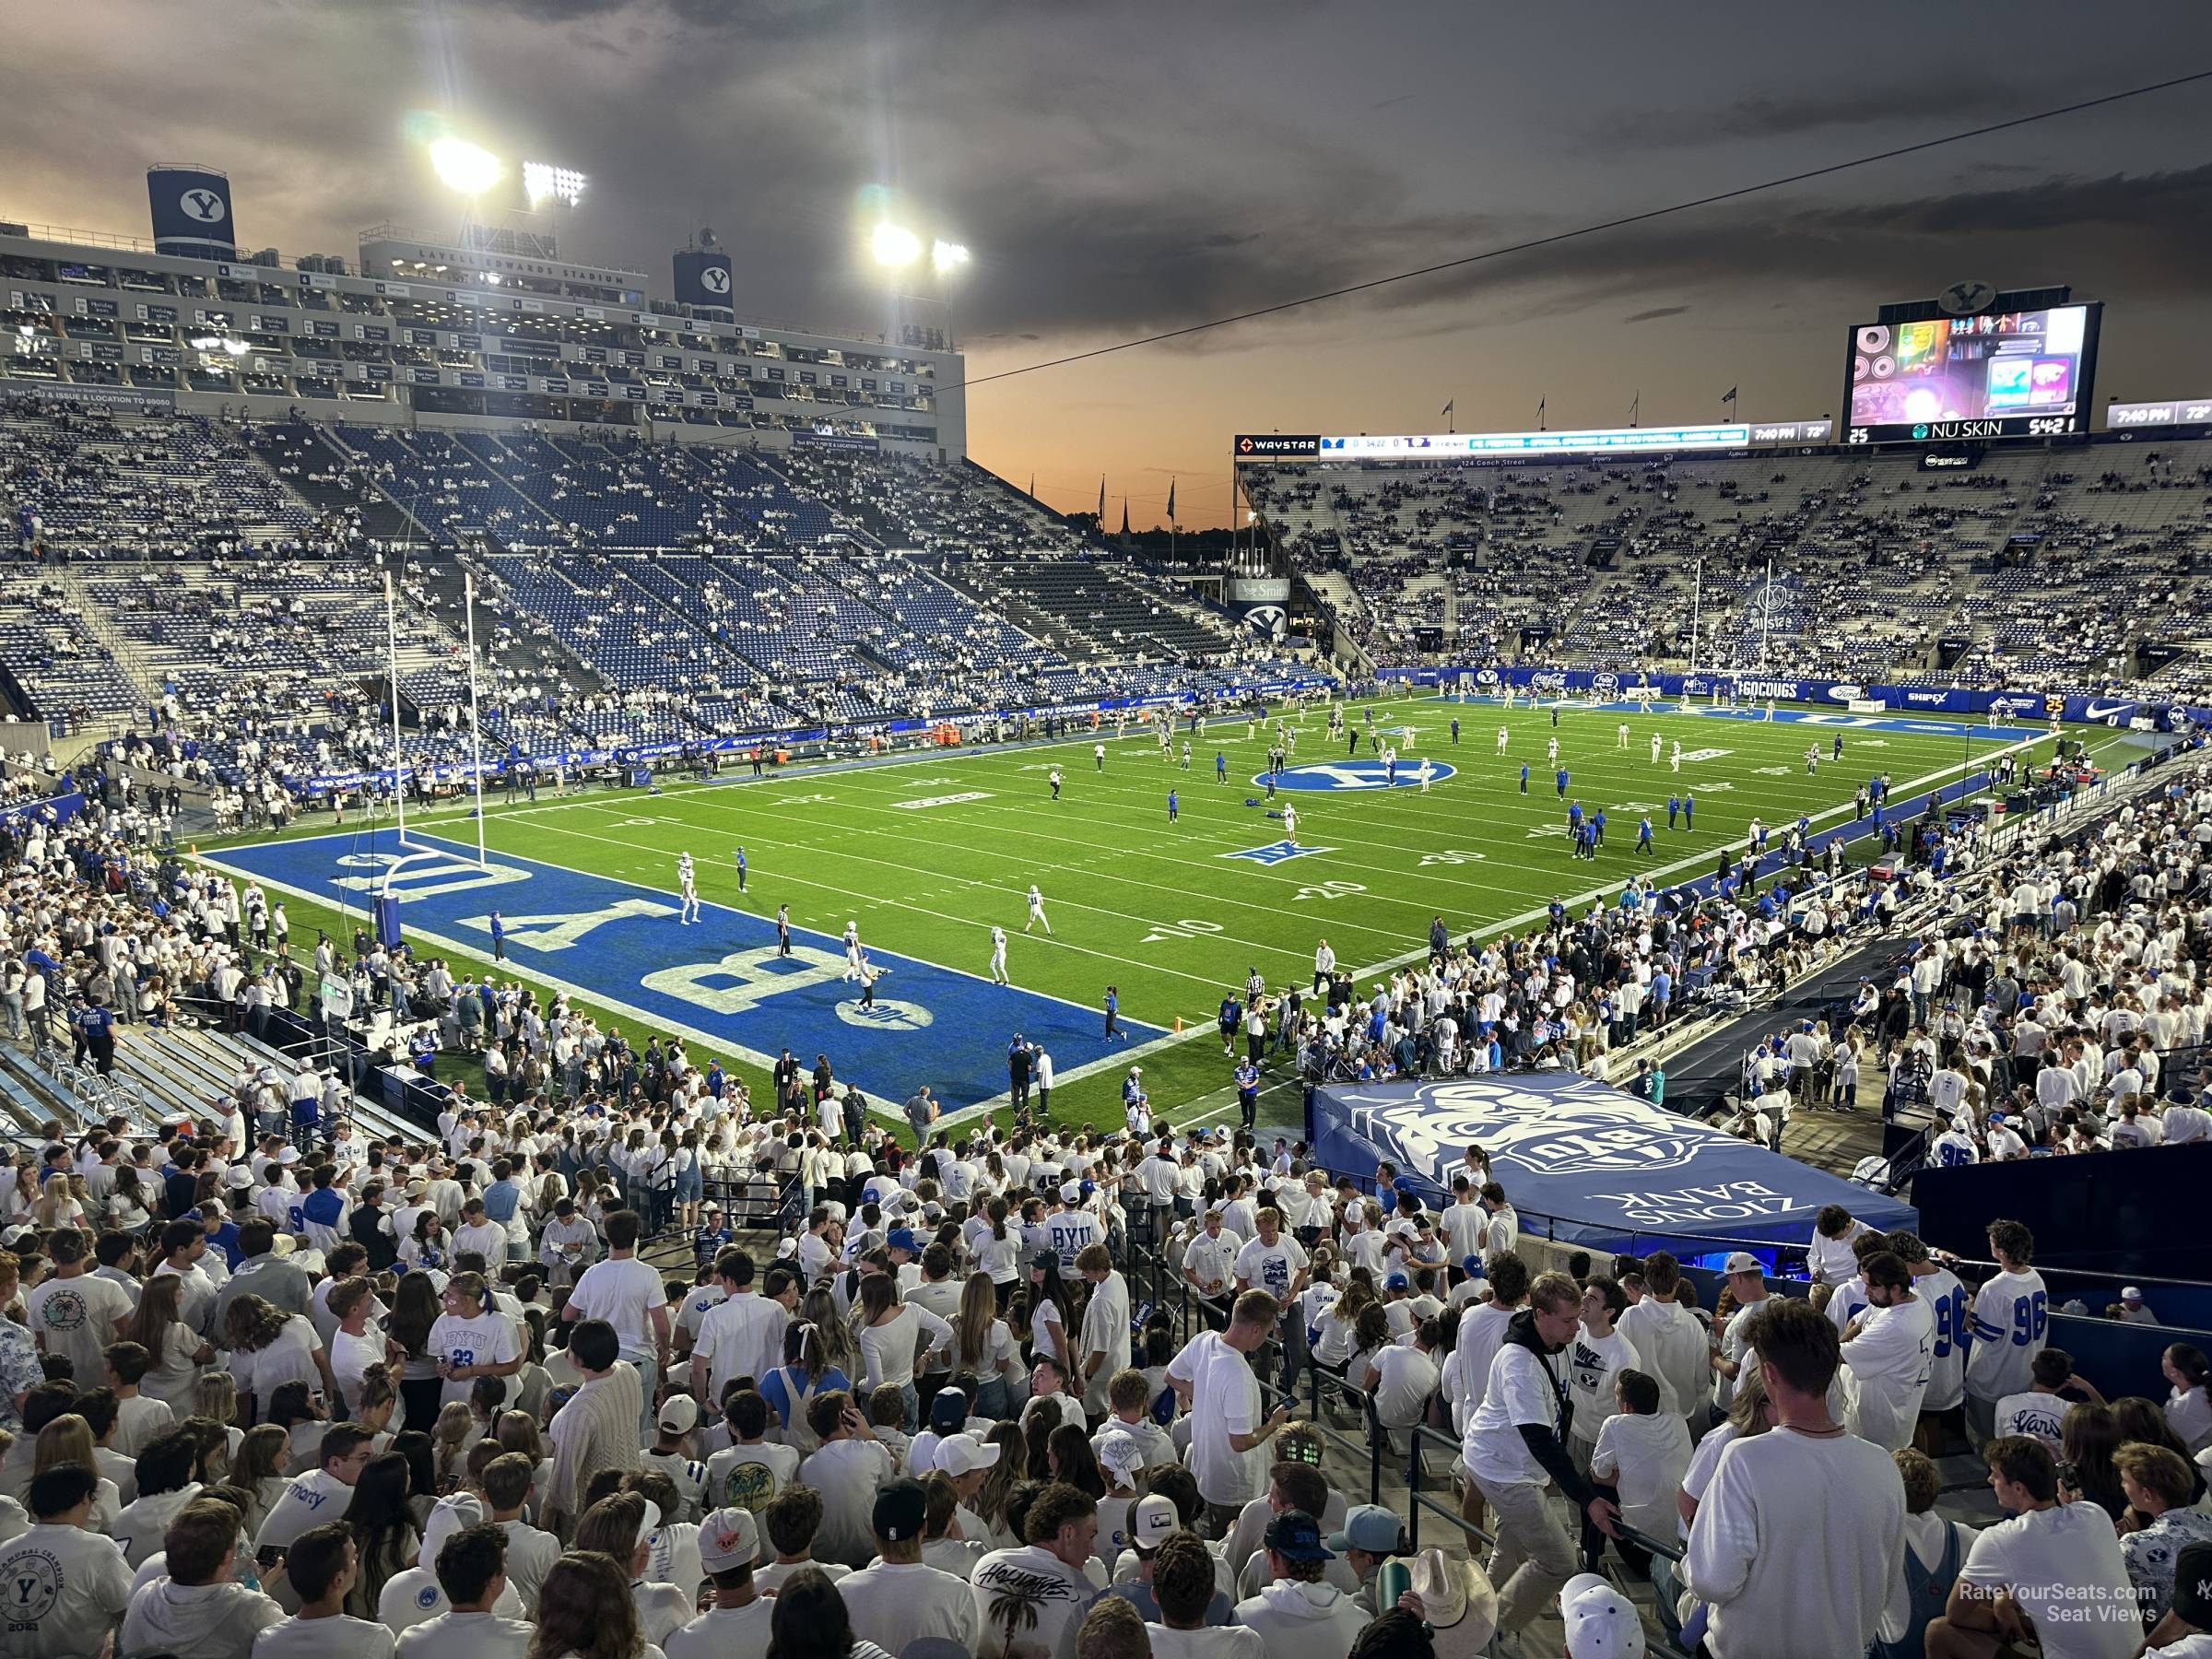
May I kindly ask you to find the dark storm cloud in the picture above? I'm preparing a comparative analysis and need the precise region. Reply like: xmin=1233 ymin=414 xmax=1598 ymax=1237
xmin=1604 ymin=76 xmax=2048 ymax=145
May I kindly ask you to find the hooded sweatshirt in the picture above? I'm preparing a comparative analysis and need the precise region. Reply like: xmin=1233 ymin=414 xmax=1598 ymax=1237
xmin=118 ymin=1577 xmax=284 ymax=1659
xmin=1231 ymin=1579 xmax=1371 ymax=1659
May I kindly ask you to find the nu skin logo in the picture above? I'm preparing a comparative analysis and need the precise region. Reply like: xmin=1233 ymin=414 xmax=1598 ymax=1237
xmin=179 ymin=188 xmax=227 ymax=224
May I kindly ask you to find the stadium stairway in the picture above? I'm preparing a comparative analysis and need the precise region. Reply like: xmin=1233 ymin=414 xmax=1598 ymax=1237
xmin=274 ymin=426 xmax=429 ymax=547
xmin=104 ymin=1023 xmax=421 ymax=1147
xmin=429 ymin=555 xmax=612 ymax=699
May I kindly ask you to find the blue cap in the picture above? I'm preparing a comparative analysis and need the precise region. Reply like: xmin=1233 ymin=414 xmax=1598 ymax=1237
xmin=886 ymin=1228 xmax=919 ymax=1253
xmin=1383 ymin=1272 xmax=1409 ymax=1290
xmin=1326 ymin=1504 xmax=1402 ymax=1555
xmin=1264 ymin=1510 xmax=1335 ymax=1562
xmin=1461 ymin=1255 xmax=1485 ymax=1277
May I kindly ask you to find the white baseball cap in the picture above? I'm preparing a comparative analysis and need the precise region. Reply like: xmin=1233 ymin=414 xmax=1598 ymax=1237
xmin=1129 ymin=1492 xmax=1178 ymax=1550
xmin=1721 ymin=1251 xmax=1762 ymax=1277
xmin=934 ymin=1432 xmax=1002 ymax=1477
xmin=1562 ymin=1579 xmax=1645 ymax=1658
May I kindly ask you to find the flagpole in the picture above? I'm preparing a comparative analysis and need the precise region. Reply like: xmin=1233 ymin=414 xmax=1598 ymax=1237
xmin=1689 ymin=557 xmax=1702 ymax=673
xmin=1761 ymin=555 xmax=1774 ymax=669
xmin=465 ymin=571 xmax=487 ymax=870
xmin=385 ymin=571 xmax=406 ymax=846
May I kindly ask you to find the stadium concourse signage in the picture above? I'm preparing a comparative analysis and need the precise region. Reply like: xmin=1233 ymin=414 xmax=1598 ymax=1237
xmin=1382 ymin=665 xmax=2207 ymax=732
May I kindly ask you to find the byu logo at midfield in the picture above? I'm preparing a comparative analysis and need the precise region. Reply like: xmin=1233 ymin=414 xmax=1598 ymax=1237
xmin=1260 ymin=759 xmax=1455 ymax=793
xmin=179 ymin=188 xmax=227 ymax=224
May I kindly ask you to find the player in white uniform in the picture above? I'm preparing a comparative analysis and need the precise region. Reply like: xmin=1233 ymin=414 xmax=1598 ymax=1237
xmin=842 ymin=920 xmax=863 ymax=980
xmin=1547 ymin=735 xmax=1559 ymax=766
xmin=677 ymin=853 xmax=700 ymax=924
xmin=1496 ymin=725 xmax=1509 ymax=753
xmin=1670 ymin=740 xmax=1682 ymax=771
xmin=1617 ymin=723 xmax=1630 ymax=748
xmin=1651 ymin=733 xmax=1663 ymax=763
xmin=1282 ymin=805 xmax=1299 ymax=846
xmin=989 ymin=924 xmax=1009 ymax=985
xmin=1025 ymin=885 xmax=1052 ymax=935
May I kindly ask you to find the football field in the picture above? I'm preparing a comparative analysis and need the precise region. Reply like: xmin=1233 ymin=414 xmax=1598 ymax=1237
xmin=203 ymin=693 xmax=2067 ymax=1130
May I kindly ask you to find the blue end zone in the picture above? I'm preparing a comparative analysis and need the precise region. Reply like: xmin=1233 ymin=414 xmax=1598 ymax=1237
xmin=202 ymin=830 xmax=1163 ymax=1115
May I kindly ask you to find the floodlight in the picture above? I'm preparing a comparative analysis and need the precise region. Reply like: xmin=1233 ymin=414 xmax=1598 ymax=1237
xmin=871 ymin=223 xmax=921 ymax=268
xmin=524 ymin=161 xmax=587 ymax=207
xmin=930 ymin=240 xmax=970 ymax=275
xmin=429 ymin=137 xmax=504 ymax=195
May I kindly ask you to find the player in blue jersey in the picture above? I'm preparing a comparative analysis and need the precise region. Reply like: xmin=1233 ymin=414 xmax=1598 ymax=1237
xmin=1234 ymin=1057 xmax=1261 ymax=1129
xmin=1555 ymin=766 xmax=1570 ymax=799
xmin=1667 ymin=794 xmax=1680 ymax=829
xmin=1591 ymin=807 xmax=1606 ymax=847
xmin=1216 ymin=752 xmax=1227 ymax=782
xmin=1637 ymin=816 xmax=1653 ymax=854
xmin=1519 ymin=761 xmax=1529 ymax=794
xmin=1684 ymin=792 xmax=1695 ymax=829
xmin=732 ymin=846 xmax=747 ymax=892
xmin=1167 ymin=788 xmax=1179 ymax=822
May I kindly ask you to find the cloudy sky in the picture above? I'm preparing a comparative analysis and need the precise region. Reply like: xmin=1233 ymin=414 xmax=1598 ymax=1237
xmin=10 ymin=0 xmax=2212 ymax=525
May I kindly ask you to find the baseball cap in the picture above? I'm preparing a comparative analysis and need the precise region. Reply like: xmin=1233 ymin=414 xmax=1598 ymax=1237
xmin=1383 ymin=1272 xmax=1410 ymax=1290
xmin=934 ymin=1433 xmax=1002 ymax=1478
xmin=2171 ymin=1540 xmax=2212 ymax=1629
xmin=872 ymin=1478 xmax=927 ymax=1543
xmin=1562 ymin=1579 xmax=1645 ymax=1658
xmin=1095 ymin=1431 xmax=1146 ymax=1485
xmin=1325 ymin=1503 xmax=1401 ymax=1555
xmin=1722 ymin=1251 xmax=1763 ymax=1277
xmin=1461 ymin=1254 xmax=1485 ymax=1277
xmin=1264 ymin=1509 xmax=1334 ymax=1562
xmin=657 ymin=1394 xmax=700 ymax=1435
xmin=886 ymin=1228 xmax=919 ymax=1253
xmin=1030 ymin=1248 xmax=1057 ymax=1271
xmin=1129 ymin=1493 xmax=1178 ymax=1551
xmin=696 ymin=1507 xmax=760 ymax=1572
xmin=1060 ymin=1182 xmax=1082 ymax=1205
xmin=929 ymin=1389 xmax=971 ymax=1431
xmin=421 ymin=1491 xmax=485 ymax=1563
xmin=2122 ymin=1286 xmax=2145 ymax=1301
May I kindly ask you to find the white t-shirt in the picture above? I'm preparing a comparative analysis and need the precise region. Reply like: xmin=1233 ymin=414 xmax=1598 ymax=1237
xmin=496 ymin=1519 xmax=561 ymax=1614
xmin=229 ymin=1316 xmax=325 ymax=1408
xmin=1565 ymin=1325 xmax=1643 ymax=1444
xmin=795 ymin=1437 xmax=894 ymax=1569
xmin=1464 ymin=1339 xmax=1567 ymax=1489
xmin=1591 ymin=1411 xmax=1693 ymax=1538
xmin=253 ymin=1468 xmax=355 ymax=1551
xmin=1171 ymin=1332 xmax=1267 ymax=1509
xmin=27 ymin=1270 xmax=134 ymax=1382
xmin=1993 ymin=1391 xmax=2069 ymax=1451
xmin=1956 ymin=1500 xmax=2142 ymax=1659
xmin=663 ymin=1602 xmax=773 ymax=1659
xmin=1368 ymin=1343 xmax=1440 ymax=1430
xmin=1840 ymin=1296 xmax=1934 ymax=1452
xmin=1964 ymin=1269 xmax=2048 ymax=1403
xmin=391 ymin=1606 xmax=535 ymax=1659
xmin=1231 ymin=1235 xmax=1307 ymax=1300
xmin=0 ymin=1521 xmax=135 ymax=1659
xmin=966 ymin=1545 xmax=1102 ymax=1659
xmin=427 ymin=1310 xmax=520 ymax=1408
xmin=694 ymin=1293 xmax=788 ymax=1401
xmin=704 ymin=1441 xmax=799 ymax=1512
xmin=565 ymin=1256 xmax=664 ymax=1357
xmin=255 ymin=1612 xmax=398 ymax=1659
xmin=1145 ymin=1623 xmax=1265 ymax=1659
xmin=837 ymin=1559 xmax=983 ymax=1655
xmin=1682 ymin=1426 xmax=1907 ymax=1659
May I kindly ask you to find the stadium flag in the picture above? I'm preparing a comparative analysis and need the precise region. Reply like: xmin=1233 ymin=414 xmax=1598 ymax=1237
xmin=1721 ymin=385 xmax=1737 ymax=406
xmin=1166 ymin=478 xmax=1176 ymax=524
xmin=1441 ymin=399 xmax=1453 ymax=418
xmin=1120 ymin=498 xmax=1130 ymax=536
xmin=1097 ymin=477 xmax=1105 ymax=520
xmin=1028 ymin=471 xmax=1035 ymax=499
xmin=1630 ymin=389 xmax=1639 ymax=426
xmin=1536 ymin=395 xmax=1546 ymax=429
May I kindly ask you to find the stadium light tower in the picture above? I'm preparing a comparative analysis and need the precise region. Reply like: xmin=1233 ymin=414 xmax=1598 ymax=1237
xmin=871 ymin=223 xmax=922 ymax=269
xmin=523 ymin=161 xmax=587 ymax=207
xmin=930 ymin=239 xmax=970 ymax=276
xmin=428 ymin=137 xmax=504 ymax=195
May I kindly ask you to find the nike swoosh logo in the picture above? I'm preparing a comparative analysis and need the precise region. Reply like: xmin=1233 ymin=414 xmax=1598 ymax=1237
xmin=2084 ymin=702 xmax=2131 ymax=719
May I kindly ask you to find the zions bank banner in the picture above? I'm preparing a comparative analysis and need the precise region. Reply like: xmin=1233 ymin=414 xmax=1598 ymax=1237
xmin=1379 ymin=664 xmax=2200 ymax=733
xmin=1311 ymin=1074 xmax=1916 ymax=1253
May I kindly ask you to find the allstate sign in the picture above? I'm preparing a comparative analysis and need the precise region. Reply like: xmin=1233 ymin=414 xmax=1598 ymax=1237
xmin=1262 ymin=759 xmax=1457 ymax=792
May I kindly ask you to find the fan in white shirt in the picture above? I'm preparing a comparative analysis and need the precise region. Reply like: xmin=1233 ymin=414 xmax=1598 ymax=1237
xmin=253 ymin=1521 xmax=398 ymax=1659
xmin=1837 ymin=1254 xmax=1935 ymax=1453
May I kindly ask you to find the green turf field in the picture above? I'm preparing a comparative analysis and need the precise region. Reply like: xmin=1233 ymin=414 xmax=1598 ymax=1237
xmin=206 ymin=692 xmax=2070 ymax=1129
